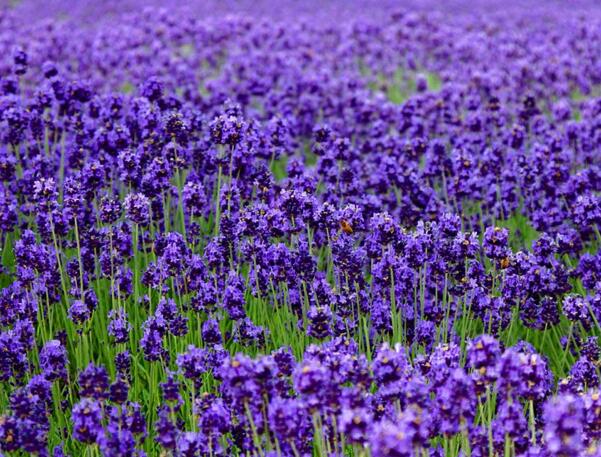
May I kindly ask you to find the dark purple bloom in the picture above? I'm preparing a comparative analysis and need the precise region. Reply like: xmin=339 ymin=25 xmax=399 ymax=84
xmin=543 ymin=394 xmax=584 ymax=456
xmin=39 ymin=340 xmax=68 ymax=381
xmin=79 ymin=363 xmax=110 ymax=400
xmin=108 ymin=309 xmax=131 ymax=344
xmin=124 ymin=193 xmax=151 ymax=226
xmin=155 ymin=406 xmax=178 ymax=450
xmin=72 ymin=398 xmax=103 ymax=444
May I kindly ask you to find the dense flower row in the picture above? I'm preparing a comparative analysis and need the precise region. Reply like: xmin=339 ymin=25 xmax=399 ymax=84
xmin=0 ymin=0 xmax=601 ymax=455
xmin=15 ymin=335 xmax=601 ymax=456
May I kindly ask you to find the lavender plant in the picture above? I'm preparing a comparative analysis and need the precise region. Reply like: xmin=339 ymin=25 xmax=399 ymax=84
xmin=0 ymin=0 xmax=601 ymax=455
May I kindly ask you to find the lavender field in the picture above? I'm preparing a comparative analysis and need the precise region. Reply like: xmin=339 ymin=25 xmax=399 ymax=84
xmin=1 ymin=0 xmax=601 ymax=455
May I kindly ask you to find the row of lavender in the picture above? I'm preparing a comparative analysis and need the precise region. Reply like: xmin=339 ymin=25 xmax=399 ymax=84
xmin=1 ymin=1 xmax=601 ymax=456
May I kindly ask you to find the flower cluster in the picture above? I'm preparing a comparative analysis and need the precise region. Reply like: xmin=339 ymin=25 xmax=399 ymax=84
xmin=0 ymin=0 xmax=600 ymax=455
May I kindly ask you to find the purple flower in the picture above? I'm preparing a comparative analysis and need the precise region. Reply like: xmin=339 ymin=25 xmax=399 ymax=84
xmin=339 ymin=407 xmax=372 ymax=444
xmin=107 ymin=309 xmax=131 ymax=344
xmin=584 ymin=390 xmax=601 ymax=444
xmin=201 ymin=318 xmax=222 ymax=345
xmin=372 ymin=343 xmax=410 ymax=397
xmin=68 ymin=300 xmax=92 ymax=325
xmin=176 ymin=431 xmax=208 ymax=457
xmin=140 ymin=76 xmax=164 ymax=102
xmin=183 ymin=180 xmax=207 ymax=218
xmin=435 ymin=368 xmax=476 ymax=435
xmin=210 ymin=112 xmax=246 ymax=147
xmin=177 ymin=346 xmax=208 ymax=389
xmin=268 ymin=396 xmax=311 ymax=452
xmin=99 ymin=196 xmax=122 ymax=224
xmin=0 ymin=415 xmax=20 ymax=452
xmin=467 ymin=334 xmax=501 ymax=390
xmin=161 ymin=372 xmax=182 ymax=405
xmin=72 ymin=398 xmax=103 ymax=444
xmin=108 ymin=377 xmax=129 ymax=405
xmin=563 ymin=294 xmax=592 ymax=328
xmin=124 ymin=192 xmax=151 ymax=226
xmin=197 ymin=396 xmax=231 ymax=438
xmin=140 ymin=317 xmax=167 ymax=362
xmin=39 ymin=340 xmax=67 ymax=381
xmin=155 ymin=406 xmax=177 ymax=450
xmin=115 ymin=351 xmax=131 ymax=378
xmin=483 ymin=226 xmax=511 ymax=262
xmin=369 ymin=419 xmax=416 ymax=457
xmin=306 ymin=305 xmax=333 ymax=340
xmin=79 ymin=363 xmax=110 ymax=400
xmin=543 ymin=394 xmax=584 ymax=456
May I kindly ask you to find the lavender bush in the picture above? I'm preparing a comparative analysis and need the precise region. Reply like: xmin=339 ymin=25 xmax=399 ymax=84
xmin=1 ymin=0 xmax=601 ymax=455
